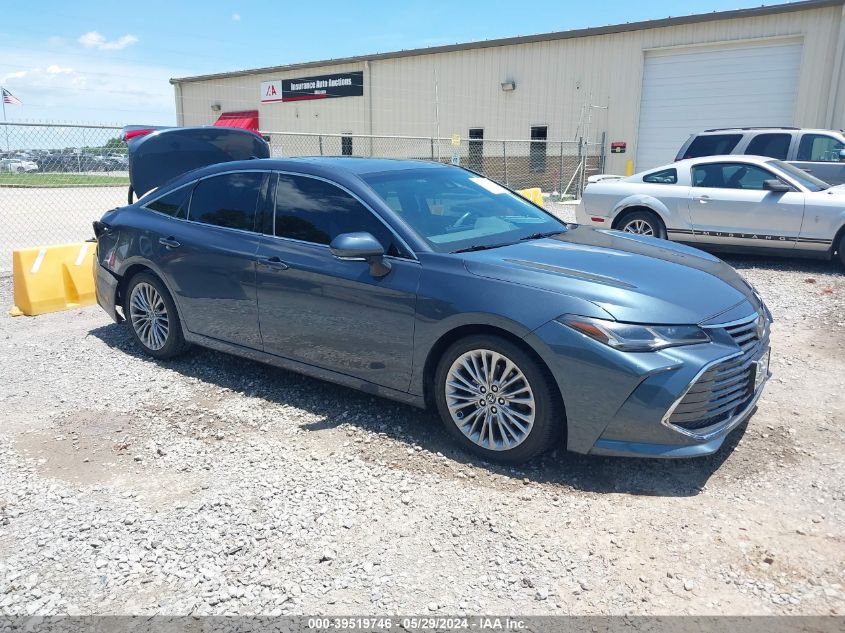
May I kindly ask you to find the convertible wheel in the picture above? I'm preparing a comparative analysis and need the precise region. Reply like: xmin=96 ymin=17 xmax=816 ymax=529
xmin=618 ymin=210 xmax=666 ymax=240
xmin=434 ymin=335 xmax=563 ymax=464
xmin=124 ymin=272 xmax=189 ymax=359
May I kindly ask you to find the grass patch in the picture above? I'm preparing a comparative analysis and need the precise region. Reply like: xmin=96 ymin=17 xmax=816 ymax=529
xmin=0 ymin=173 xmax=129 ymax=187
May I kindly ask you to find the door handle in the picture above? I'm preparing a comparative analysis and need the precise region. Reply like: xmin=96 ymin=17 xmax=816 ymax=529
xmin=694 ymin=195 xmax=710 ymax=203
xmin=159 ymin=236 xmax=181 ymax=248
xmin=260 ymin=256 xmax=289 ymax=270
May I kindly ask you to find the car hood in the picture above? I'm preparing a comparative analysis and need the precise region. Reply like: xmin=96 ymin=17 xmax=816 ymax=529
xmin=461 ymin=226 xmax=760 ymax=325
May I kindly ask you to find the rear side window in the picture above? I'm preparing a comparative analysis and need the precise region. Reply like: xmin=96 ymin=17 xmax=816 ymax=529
xmin=144 ymin=186 xmax=191 ymax=219
xmin=188 ymin=172 xmax=263 ymax=231
xmin=745 ymin=133 xmax=791 ymax=160
xmin=643 ymin=168 xmax=677 ymax=184
xmin=683 ymin=134 xmax=742 ymax=159
xmin=797 ymin=134 xmax=845 ymax=162
xmin=274 ymin=174 xmax=404 ymax=257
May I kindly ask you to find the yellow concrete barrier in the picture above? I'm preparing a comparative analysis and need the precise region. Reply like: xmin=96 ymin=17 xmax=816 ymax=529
xmin=517 ymin=187 xmax=545 ymax=208
xmin=10 ymin=242 xmax=97 ymax=317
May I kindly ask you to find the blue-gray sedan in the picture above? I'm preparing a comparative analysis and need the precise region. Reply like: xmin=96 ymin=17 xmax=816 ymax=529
xmin=93 ymin=157 xmax=772 ymax=463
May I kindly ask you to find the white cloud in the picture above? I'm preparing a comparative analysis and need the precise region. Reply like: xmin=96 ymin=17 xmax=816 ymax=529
xmin=78 ymin=31 xmax=139 ymax=51
xmin=46 ymin=65 xmax=73 ymax=75
xmin=231 ymin=13 xmax=241 ymax=21
xmin=0 ymin=47 xmax=187 ymax=125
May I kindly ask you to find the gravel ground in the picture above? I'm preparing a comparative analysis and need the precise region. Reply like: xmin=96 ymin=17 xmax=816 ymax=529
xmin=0 ymin=236 xmax=843 ymax=616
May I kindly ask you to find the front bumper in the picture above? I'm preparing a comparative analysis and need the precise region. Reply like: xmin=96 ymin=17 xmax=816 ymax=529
xmin=525 ymin=312 xmax=770 ymax=458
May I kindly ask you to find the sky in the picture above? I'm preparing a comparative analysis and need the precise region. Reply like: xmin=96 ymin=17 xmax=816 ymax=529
xmin=0 ymin=0 xmax=807 ymax=126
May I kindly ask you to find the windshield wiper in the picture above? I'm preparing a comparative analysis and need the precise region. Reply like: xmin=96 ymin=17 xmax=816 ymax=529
xmin=519 ymin=230 xmax=565 ymax=241
xmin=451 ymin=242 xmax=511 ymax=254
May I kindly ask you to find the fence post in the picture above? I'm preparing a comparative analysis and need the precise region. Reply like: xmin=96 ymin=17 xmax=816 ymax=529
xmin=558 ymin=141 xmax=564 ymax=194
xmin=576 ymin=136 xmax=583 ymax=198
xmin=430 ymin=138 xmax=434 ymax=161
xmin=599 ymin=131 xmax=607 ymax=175
xmin=319 ymin=135 xmax=324 ymax=156
xmin=502 ymin=141 xmax=508 ymax=186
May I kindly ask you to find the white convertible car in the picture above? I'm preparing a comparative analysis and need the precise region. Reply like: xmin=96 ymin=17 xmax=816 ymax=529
xmin=576 ymin=155 xmax=845 ymax=265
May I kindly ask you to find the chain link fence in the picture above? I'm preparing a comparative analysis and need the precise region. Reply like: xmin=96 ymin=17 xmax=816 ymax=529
xmin=0 ymin=122 xmax=605 ymax=273
xmin=265 ymin=132 xmax=605 ymax=195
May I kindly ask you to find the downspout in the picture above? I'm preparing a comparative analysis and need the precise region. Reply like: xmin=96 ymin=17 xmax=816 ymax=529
xmin=173 ymin=81 xmax=184 ymax=126
xmin=366 ymin=60 xmax=374 ymax=156
xmin=825 ymin=4 xmax=845 ymax=129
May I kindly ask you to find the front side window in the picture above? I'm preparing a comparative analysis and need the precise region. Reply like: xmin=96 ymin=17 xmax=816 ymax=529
xmin=144 ymin=185 xmax=191 ymax=219
xmin=797 ymin=134 xmax=845 ymax=162
xmin=188 ymin=172 xmax=264 ymax=231
xmin=683 ymin=134 xmax=742 ymax=159
xmin=643 ymin=168 xmax=677 ymax=184
xmin=362 ymin=168 xmax=566 ymax=254
xmin=745 ymin=133 xmax=791 ymax=160
xmin=692 ymin=163 xmax=780 ymax=190
xmin=274 ymin=174 xmax=405 ymax=257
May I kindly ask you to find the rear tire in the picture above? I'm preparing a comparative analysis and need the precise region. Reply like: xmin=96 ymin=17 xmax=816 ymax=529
xmin=123 ymin=272 xmax=189 ymax=359
xmin=616 ymin=209 xmax=667 ymax=240
xmin=434 ymin=335 xmax=563 ymax=464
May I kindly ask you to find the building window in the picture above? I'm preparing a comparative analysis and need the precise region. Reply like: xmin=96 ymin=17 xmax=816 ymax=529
xmin=468 ymin=128 xmax=483 ymax=172
xmin=341 ymin=134 xmax=353 ymax=156
xmin=530 ymin=126 xmax=548 ymax=173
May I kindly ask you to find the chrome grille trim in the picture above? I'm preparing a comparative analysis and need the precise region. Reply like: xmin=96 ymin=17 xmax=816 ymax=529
xmin=661 ymin=312 xmax=769 ymax=439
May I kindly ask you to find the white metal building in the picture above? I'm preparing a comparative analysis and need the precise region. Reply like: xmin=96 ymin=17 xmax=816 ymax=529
xmin=172 ymin=0 xmax=845 ymax=173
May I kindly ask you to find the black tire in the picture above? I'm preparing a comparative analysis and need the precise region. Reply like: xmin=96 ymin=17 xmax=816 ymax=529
xmin=123 ymin=272 xmax=189 ymax=359
xmin=434 ymin=335 xmax=564 ymax=464
xmin=615 ymin=209 xmax=667 ymax=240
xmin=838 ymin=233 xmax=845 ymax=268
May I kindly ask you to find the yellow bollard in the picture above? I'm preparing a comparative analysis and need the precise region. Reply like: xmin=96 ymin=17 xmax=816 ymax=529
xmin=516 ymin=187 xmax=545 ymax=208
xmin=10 ymin=242 xmax=97 ymax=316
xmin=625 ymin=160 xmax=634 ymax=177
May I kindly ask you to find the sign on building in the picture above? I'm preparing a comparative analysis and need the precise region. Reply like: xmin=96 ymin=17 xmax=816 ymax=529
xmin=261 ymin=71 xmax=364 ymax=103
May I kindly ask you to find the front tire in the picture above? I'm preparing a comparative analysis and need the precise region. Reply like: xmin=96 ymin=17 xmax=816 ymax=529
xmin=123 ymin=272 xmax=189 ymax=359
xmin=616 ymin=210 xmax=667 ymax=240
xmin=434 ymin=335 xmax=563 ymax=464
xmin=838 ymin=233 xmax=845 ymax=268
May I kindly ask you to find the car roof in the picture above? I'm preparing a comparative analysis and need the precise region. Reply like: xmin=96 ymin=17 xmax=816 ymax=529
xmin=140 ymin=156 xmax=456 ymax=201
xmin=644 ymin=154 xmax=778 ymax=172
xmin=695 ymin=127 xmax=840 ymax=135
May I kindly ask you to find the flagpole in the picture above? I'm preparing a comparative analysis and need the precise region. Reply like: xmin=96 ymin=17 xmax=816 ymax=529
xmin=1 ymin=86 xmax=9 ymax=153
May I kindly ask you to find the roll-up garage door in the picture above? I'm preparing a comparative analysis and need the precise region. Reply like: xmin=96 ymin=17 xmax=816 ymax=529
xmin=635 ymin=40 xmax=802 ymax=171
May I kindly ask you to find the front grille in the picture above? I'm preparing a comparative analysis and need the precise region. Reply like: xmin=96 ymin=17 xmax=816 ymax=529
xmin=724 ymin=317 xmax=761 ymax=354
xmin=667 ymin=315 xmax=765 ymax=433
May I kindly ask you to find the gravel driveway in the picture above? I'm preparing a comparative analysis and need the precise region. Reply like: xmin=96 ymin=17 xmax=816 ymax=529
xmin=0 ymin=243 xmax=843 ymax=616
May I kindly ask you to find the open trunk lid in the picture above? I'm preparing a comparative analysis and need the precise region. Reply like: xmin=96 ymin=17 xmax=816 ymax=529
xmin=125 ymin=126 xmax=270 ymax=198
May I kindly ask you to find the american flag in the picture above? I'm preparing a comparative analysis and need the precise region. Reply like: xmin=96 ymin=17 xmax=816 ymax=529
xmin=2 ymin=88 xmax=22 ymax=106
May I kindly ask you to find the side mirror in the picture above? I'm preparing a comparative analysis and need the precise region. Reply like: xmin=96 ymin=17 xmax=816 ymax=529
xmin=329 ymin=232 xmax=391 ymax=277
xmin=839 ymin=149 xmax=845 ymax=162
xmin=762 ymin=179 xmax=791 ymax=193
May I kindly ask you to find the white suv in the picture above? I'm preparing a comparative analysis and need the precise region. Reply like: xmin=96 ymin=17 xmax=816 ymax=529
xmin=675 ymin=128 xmax=845 ymax=185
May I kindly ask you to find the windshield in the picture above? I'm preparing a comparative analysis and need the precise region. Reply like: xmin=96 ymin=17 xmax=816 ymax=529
xmin=767 ymin=159 xmax=830 ymax=192
xmin=361 ymin=168 xmax=566 ymax=253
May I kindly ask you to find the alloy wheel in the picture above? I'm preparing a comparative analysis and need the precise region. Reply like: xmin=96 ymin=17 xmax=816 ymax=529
xmin=129 ymin=282 xmax=169 ymax=350
xmin=444 ymin=349 xmax=536 ymax=451
xmin=622 ymin=219 xmax=655 ymax=236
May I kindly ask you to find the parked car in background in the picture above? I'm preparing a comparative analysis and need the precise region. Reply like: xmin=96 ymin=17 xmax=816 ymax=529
xmin=578 ymin=155 xmax=845 ymax=265
xmin=675 ymin=127 xmax=845 ymax=185
xmin=94 ymin=139 xmax=772 ymax=463
xmin=0 ymin=158 xmax=38 ymax=173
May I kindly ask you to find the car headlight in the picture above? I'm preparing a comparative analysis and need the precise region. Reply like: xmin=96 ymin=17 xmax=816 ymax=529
xmin=557 ymin=316 xmax=710 ymax=352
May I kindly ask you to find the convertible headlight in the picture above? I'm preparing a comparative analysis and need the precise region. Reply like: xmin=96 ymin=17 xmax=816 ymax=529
xmin=558 ymin=316 xmax=710 ymax=352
